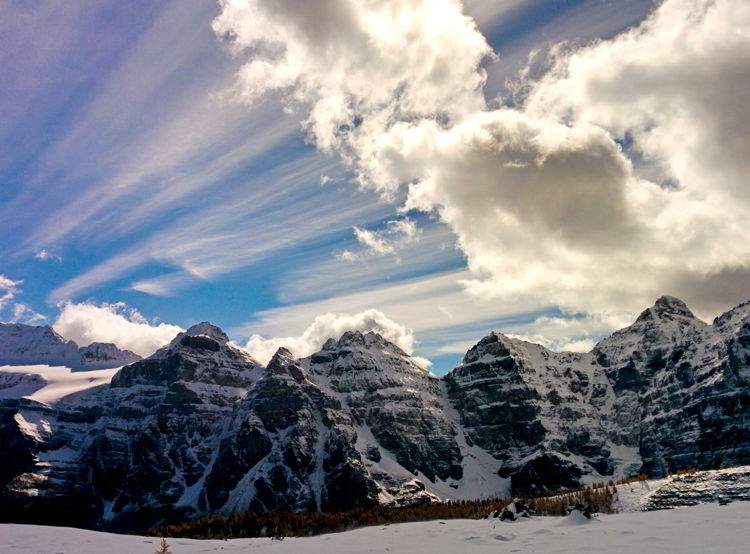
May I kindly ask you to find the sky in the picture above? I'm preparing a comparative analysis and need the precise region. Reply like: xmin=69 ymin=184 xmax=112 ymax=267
xmin=1 ymin=0 xmax=749 ymax=374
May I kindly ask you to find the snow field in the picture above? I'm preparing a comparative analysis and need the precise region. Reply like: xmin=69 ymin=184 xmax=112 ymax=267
xmin=1 ymin=501 xmax=749 ymax=553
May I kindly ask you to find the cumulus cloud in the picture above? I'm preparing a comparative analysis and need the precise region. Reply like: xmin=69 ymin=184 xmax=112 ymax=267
xmin=244 ymin=308 xmax=429 ymax=367
xmin=217 ymin=0 xmax=750 ymax=337
xmin=53 ymin=302 xmax=183 ymax=356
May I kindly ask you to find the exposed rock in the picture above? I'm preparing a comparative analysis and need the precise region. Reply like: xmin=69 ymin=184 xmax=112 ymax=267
xmin=306 ymin=331 xmax=463 ymax=483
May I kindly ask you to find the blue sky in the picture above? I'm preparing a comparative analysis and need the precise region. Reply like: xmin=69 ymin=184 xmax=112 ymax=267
xmin=3 ymin=0 xmax=749 ymax=373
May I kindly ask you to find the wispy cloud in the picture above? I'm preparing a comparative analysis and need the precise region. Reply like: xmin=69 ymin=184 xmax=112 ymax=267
xmin=237 ymin=269 xmax=551 ymax=350
xmin=280 ymin=222 xmax=461 ymax=304
xmin=348 ymin=218 xmax=419 ymax=259
xmin=48 ymin=152 xmax=391 ymax=302
xmin=0 ymin=275 xmax=47 ymax=324
xmin=0 ymin=275 xmax=22 ymax=312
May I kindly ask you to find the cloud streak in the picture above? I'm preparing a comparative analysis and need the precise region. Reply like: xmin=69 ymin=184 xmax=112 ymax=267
xmin=0 ymin=275 xmax=47 ymax=324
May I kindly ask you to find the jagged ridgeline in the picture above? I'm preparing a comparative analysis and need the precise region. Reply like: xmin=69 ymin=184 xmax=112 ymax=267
xmin=1 ymin=296 xmax=749 ymax=530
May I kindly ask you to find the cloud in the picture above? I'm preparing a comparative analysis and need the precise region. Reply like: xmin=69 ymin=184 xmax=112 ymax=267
xmin=0 ymin=275 xmax=47 ymax=324
xmin=53 ymin=302 xmax=183 ymax=356
xmin=129 ymin=272 xmax=199 ymax=297
xmin=244 ymin=308 xmax=427 ymax=367
xmin=217 ymin=0 xmax=750 ymax=329
xmin=34 ymin=249 xmax=62 ymax=262
xmin=47 ymin=151 xmax=392 ymax=303
xmin=0 ymin=275 xmax=22 ymax=311
xmin=334 ymin=249 xmax=359 ymax=262
xmin=352 ymin=217 xmax=419 ymax=257
xmin=505 ymin=312 xmax=635 ymax=353
xmin=12 ymin=303 xmax=48 ymax=325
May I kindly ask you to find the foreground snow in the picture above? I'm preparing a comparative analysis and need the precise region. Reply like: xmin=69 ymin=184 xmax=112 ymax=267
xmin=2 ymin=501 xmax=749 ymax=553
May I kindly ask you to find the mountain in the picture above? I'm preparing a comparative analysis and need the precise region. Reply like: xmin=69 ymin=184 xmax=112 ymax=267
xmin=446 ymin=296 xmax=750 ymax=493
xmin=1 ymin=297 xmax=749 ymax=530
xmin=0 ymin=323 xmax=141 ymax=369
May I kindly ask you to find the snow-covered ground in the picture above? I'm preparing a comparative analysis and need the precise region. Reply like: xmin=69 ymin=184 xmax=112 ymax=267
xmin=2 ymin=501 xmax=749 ymax=553
xmin=0 ymin=364 xmax=119 ymax=405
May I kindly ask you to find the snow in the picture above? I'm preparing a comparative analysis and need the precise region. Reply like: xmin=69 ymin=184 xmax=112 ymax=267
xmin=0 ymin=364 xmax=120 ymax=406
xmin=2 ymin=501 xmax=749 ymax=553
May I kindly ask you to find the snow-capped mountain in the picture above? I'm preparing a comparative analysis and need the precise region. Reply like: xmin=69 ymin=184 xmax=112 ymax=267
xmin=1 ymin=297 xmax=749 ymax=530
xmin=0 ymin=323 xmax=141 ymax=369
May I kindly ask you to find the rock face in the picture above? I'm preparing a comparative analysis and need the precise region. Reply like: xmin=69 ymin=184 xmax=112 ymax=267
xmin=305 ymin=332 xmax=463 ymax=484
xmin=0 ymin=323 xmax=140 ymax=369
xmin=1 ymin=297 xmax=750 ymax=530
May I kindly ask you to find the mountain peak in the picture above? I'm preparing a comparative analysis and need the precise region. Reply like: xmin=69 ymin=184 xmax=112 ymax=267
xmin=184 ymin=322 xmax=229 ymax=342
xmin=462 ymin=331 xmax=513 ymax=364
xmin=266 ymin=347 xmax=305 ymax=380
xmin=636 ymin=296 xmax=695 ymax=322
xmin=335 ymin=330 xmax=407 ymax=355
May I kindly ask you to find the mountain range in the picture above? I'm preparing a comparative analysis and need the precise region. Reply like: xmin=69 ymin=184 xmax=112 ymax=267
xmin=0 ymin=296 xmax=749 ymax=530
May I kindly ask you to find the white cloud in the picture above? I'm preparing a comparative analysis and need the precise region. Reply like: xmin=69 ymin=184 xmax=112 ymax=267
xmin=335 ymin=249 xmax=359 ymax=263
xmin=506 ymin=312 xmax=634 ymax=353
xmin=53 ymin=302 xmax=183 ymax=356
xmin=129 ymin=272 xmax=198 ymax=297
xmin=0 ymin=275 xmax=47 ymax=324
xmin=34 ymin=249 xmax=61 ymax=262
xmin=244 ymin=308 xmax=426 ymax=366
xmin=12 ymin=303 xmax=48 ymax=325
xmin=237 ymin=269 xmax=548 ymax=362
xmin=0 ymin=275 xmax=21 ymax=311
xmin=281 ymin=223 xmax=461 ymax=304
xmin=218 ymin=0 xmax=750 ymax=332
xmin=352 ymin=217 xmax=419 ymax=257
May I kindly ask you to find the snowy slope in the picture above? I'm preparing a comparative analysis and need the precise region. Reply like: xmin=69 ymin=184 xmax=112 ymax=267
xmin=0 ymin=364 xmax=120 ymax=405
xmin=1 ymin=501 xmax=749 ymax=554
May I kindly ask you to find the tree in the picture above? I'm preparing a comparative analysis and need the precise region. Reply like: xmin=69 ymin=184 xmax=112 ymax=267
xmin=154 ymin=538 xmax=172 ymax=554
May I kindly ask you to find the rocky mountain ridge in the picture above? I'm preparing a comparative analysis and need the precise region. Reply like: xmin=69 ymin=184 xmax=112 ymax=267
xmin=1 ymin=296 xmax=749 ymax=530
xmin=0 ymin=323 xmax=141 ymax=369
